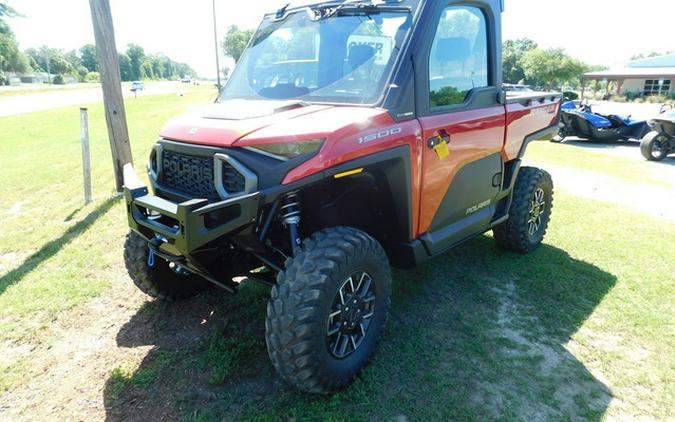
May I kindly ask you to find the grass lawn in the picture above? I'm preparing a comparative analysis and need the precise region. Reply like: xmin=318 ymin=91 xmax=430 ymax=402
xmin=0 ymin=92 xmax=673 ymax=420
xmin=525 ymin=139 xmax=671 ymax=187
xmin=0 ymin=85 xmax=215 ymax=345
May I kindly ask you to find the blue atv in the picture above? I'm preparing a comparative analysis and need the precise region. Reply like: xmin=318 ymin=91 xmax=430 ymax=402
xmin=553 ymin=100 xmax=651 ymax=142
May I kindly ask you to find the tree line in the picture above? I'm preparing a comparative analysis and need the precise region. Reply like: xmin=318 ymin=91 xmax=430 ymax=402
xmin=1 ymin=3 xmax=195 ymax=85
xmin=503 ymin=38 xmax=616 ymax=90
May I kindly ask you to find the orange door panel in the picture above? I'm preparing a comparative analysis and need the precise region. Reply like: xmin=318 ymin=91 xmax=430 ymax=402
xmin=417 ymin=105 xmax=505 ymax=235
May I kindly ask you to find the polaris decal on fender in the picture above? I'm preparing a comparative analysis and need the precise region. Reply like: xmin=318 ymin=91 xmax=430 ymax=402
xmin=466 ymin=199 xmax=491 ymax=215
xmin=358 ymin=127 xmax=402 ymax=144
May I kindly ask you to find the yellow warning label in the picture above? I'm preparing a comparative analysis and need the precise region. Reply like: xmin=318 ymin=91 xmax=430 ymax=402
xmin=433 ymin=139 xmax=449 ymax=160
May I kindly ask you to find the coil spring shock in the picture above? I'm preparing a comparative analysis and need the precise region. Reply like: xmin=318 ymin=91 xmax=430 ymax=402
xmin=280 ymin=192 xmax=301 ymax=252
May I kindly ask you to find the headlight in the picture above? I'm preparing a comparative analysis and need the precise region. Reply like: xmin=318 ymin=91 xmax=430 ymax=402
xmin=245 ymin=138 xmax=324 ymax=160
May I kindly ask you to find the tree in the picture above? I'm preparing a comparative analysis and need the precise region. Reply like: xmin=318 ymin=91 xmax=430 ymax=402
xmin=24 ymin=48 xmax=44 ymax=71
xmin=503 ymin=38 xmax=537 ymax=84
xmin=118 ymin=52 xmax=131 ymax=81
xmin=630 ymin=51 xmax=673 ymax=61
xmin=521 ymin=48 xmax=589 ymax=89
xmin=0 ymin=3 xmax=20 ymax=18
xmin=46 ymin=50 xmax=72 ymax=76
xmin=140 ymin=58 xmax=154 ymax=79
xmin=0 ymin=3 xmax=29 ymax=84
xmin=79 ymin=44 xmax=98 ymax=72
xmin=126 ymin=43 xmax=145 ymax=80
xmin=222 ymin=26 xmax=253 ymax=63
xmin=64 ymin=49 xmax=82 ymax=69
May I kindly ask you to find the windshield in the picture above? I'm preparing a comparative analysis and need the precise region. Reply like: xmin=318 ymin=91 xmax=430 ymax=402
xmin=218 ymin=8 xmax=411 ymax=104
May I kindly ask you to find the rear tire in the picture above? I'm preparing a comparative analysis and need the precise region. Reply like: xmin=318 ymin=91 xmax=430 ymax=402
xmin=265 ymin=227 xmax=392 ymax=394
xmin=640 ymin=131 xmax=668 ymax=161
xmin=123 ymin=231 xmax=210 ymax=301
xmin=494 ymin=167 xmax=553 ymax=253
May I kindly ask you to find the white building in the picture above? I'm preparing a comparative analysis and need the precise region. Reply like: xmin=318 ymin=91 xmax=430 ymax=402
xmin=582 ymin=53 xmax=675 ymax=98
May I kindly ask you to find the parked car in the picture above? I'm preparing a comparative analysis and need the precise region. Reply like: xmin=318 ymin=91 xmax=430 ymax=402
xmin=130 ymin=81 xmax=144 ymax=91
xmin=553 ymin=99 xmax=650 ymax=142
xmin=640 ymin=104 xmax=675 ymax=161
xmin=122 ymin=0 xmax=561 ymax=394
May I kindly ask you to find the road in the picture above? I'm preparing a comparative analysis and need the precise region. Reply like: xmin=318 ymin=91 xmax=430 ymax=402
xmin=0 ymin=81 xmax=189 ymax=117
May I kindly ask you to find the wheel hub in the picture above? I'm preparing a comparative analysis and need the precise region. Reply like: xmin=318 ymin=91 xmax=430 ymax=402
xmin=326 ymin=271 xmax=376 ymax=358
xmin=340 ymin=295 xmax=366 ymax=332
xmin=527 ymin=187 xmax=546 ymax=237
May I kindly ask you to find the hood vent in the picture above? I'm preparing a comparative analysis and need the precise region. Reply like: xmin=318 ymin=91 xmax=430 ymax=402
xmin=203 ymin=99 xmax=306 ymax=120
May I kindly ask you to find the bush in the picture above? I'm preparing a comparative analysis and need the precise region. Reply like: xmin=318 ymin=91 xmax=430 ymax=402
xmin=646 ymin=95 xmax=668 ymax=103
xmin=562 ymin=91 xmax=579 ymax=100
xmin=52 ymin=74 xmax=65 ymax=85
xmin=85 ymin=72 xmax=100 ymax=83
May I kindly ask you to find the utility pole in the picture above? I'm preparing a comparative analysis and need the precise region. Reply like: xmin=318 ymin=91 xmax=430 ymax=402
xmin=89 ymin=0 xmax=133 ymax=192
xmin=212 ymin=0 xmax=221 ymax=90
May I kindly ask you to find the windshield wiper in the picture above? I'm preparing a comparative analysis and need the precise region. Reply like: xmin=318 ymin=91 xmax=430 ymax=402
xmin=312 ymin=1 xmax=410 ymax=19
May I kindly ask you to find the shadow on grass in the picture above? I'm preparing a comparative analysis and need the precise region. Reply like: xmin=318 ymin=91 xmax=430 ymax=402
xmin=104 ymin=235 xmax=616 ymax=421
xmin=0 ymin=196 xmax=120 ymax=296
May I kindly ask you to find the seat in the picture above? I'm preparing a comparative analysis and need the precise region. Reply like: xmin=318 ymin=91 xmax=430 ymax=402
xmin=348 ymin=44 xmax=376 ymax=70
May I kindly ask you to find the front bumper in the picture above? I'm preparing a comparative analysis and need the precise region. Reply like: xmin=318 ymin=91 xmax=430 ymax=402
xmin=124 ymin=165 xmax=260 ymax=257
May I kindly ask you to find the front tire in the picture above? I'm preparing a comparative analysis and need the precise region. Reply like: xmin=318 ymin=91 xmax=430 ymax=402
xmin=493 ymin=167 xmax=553 ymax=253
xmin=123 ymin=231 xmax=210 ymax=301
xmin=640 ymin=131 xmax=668 ymax=161
xmin=265 ymin=227 xmax=392 ymax=394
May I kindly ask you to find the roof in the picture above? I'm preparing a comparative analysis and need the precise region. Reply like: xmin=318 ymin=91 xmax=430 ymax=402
xmin=627 ymin=53 xmax=675 ymax=68
xmin=583 ymin=67 xmax=675 ymax=80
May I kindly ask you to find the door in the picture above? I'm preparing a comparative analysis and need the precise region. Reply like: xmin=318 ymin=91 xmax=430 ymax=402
xmin=416 ymin=4 xmax=505 ymax=254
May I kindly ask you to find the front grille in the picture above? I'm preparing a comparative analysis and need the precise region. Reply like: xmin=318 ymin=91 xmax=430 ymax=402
xmin=161 ymin=150 xmax=219 ymax=199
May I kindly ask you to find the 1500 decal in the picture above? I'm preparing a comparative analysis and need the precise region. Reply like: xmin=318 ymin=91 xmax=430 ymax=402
xmin=358 ymin=127 xmax=402 ymax=144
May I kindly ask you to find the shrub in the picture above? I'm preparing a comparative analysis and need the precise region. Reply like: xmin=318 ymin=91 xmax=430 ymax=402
xmin=52 ymin=74 xmax=65 ymax=85
xmin=562 ymin=91 xmax=579 ymax=100
xmin=85 ymin=72 xmax=100 ymax=83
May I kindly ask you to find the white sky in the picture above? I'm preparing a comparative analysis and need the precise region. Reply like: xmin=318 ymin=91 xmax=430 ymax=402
xmin=7 ymin=0 xmax=675 ymax=78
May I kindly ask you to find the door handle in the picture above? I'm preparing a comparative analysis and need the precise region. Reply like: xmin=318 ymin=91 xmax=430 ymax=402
xmin=427 ymin=130 xmax=450 ymax=149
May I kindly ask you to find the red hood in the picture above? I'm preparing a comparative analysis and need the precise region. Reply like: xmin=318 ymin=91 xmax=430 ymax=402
xmin=159 ymin=100 xmax=333 ymax=146
xmin=159 ymin=100 xmax=391 ymax=148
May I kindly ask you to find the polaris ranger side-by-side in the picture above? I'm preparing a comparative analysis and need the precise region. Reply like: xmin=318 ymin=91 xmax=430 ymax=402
xmin=123 ymin=0 xmax=561 ymax=393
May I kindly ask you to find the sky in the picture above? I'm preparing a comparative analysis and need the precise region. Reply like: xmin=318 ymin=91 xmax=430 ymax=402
xmin=7 ymin=0 xmax=675 ymax=78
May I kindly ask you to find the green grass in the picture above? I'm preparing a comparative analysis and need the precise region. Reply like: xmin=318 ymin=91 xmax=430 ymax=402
xmin=0 ymin=85 xmax=216 ymax=353
xmin=1 ymin=92 xmax=673 ymax=420
xmin=526 ymin=140 xmax=671 ymax=187
xmin=105 ymin=191 xmax=674 ymax=421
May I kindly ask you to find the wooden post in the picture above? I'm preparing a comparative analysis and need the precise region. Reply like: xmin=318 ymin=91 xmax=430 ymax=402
xmin=80 ymin=108 xmax=93 ymax=204
xmin=89 ymin=0 xmax=133 ymax=193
